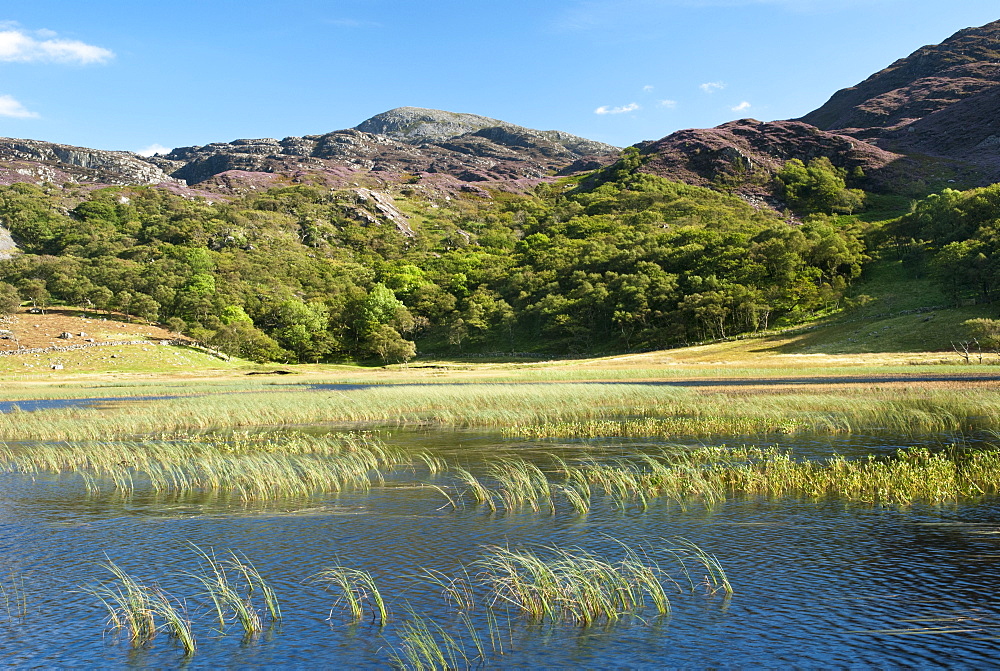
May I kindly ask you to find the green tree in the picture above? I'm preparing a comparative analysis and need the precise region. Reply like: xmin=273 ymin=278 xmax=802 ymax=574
xmin=776 ymin=157 xmax=865 ymax=214
xmin=0 ymin=282 xmax=20 ymax=314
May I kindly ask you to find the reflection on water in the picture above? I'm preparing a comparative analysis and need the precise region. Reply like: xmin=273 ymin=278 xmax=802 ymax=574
xmin=1 ymin=429 xmax=999 ymax=667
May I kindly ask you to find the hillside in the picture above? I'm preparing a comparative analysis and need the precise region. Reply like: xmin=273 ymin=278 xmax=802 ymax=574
xmin=801 ymin=19 xmax=1000 ymax=181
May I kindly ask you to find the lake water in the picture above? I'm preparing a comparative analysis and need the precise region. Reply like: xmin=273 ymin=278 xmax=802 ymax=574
xmin=1 ymin=429 xmax=999 ymax=667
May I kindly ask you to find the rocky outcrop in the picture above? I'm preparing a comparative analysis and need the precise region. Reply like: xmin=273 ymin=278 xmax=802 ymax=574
xmin=0 ymin=225 xmax=16 ymax=260
xmin=0 ymin=138 xmax=180 ymax=186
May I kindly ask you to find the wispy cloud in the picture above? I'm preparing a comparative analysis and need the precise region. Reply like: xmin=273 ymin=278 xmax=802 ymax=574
xmin=0 ymin=94 xmax=38 ymax=118
xmin=136 ymin=143 xmax=171 ymax=157
xmin=595 ymin=102 xmax=640 ymax=115
xmin=700 ymin=81 xmax=726 ymax=94
xmin=0 ymin=28 xmax=113 ymax=64
xmin=643 ymin=85 xmax=654 ymax=92
xmin=731 ymin=101 xmax=752 ymax=112
xmin=659 ymin=99 xmax=678 ymax=108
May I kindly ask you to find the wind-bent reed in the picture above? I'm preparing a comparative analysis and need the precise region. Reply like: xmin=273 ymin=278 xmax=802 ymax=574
xmin=0 ymin=432 xmax=403 ymax=502
xmin=83 ymin=560 xmax=196 ymax=655
xmin=188 ymin=545 xmax=280 ymax=637
xmin=312 ymin=563 xmax=388 ymax=625
xmin=388 ymin=609 xmax=469 ymax=671
xmin=478 ymin=543 xmax=674 ymax=626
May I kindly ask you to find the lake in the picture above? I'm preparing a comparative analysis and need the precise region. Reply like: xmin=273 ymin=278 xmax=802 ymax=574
xmin=1 ymin=428 xmax=998 ymax=667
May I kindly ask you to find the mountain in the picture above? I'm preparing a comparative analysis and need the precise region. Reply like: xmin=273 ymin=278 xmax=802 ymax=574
xmin=633 ymin=19 xmax=1000 ymax=196
xmin=0 ymin=107 xmax=618 ymax=195
xmin=145 ymin=107 xmax=618 ymax=189
xmin=800 ymin=19 xmax=1000 ymax=179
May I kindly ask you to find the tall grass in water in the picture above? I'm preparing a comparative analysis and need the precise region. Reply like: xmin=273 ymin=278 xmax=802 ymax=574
xmin=572 ymin=444 xmax=1000 ymax=506
xmin=0 ymin=570 xmax=26 ymax=623
xmin=312 ymin=563 xmax=388 ymax=625
xmin=3 ymin=381 xmax=996 ymax=442
xmin=388 ymin=609 xmax=468 ymax=671
xmin=83 ymin=560 xmax=195 ymax=655
xmin=478 ymin=543 xmax=679 ymax=626
xmin=0 ymin=432 xmax=403 ymax=501
xmin=188 ymin=545 xmax=280 ymax=637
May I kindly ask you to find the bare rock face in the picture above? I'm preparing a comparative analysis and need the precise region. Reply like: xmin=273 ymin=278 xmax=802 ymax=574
xmin=0 ymin=138 xmax=180 ymax=186
xmin=0 ymin=225 xmax=17 ymax=260
xmin=800 ymin=19 xmax=1000 ymax=180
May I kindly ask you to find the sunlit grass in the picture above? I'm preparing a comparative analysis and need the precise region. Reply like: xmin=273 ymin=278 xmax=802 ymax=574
xmin=312 ymin=563 xmax=388 ymax=625
xmin=0 ymin=432 xmax=404 ymax=501
xmin=2 ymin=381 xmax=998 ymax=443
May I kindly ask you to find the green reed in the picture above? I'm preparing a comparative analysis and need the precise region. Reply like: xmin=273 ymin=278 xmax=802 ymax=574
xmin=83 ymin=559 xmax=196 ymax=655
xmin=388 ymin=609 xmax=468 ymax=671
xmin=312 ymin=563 xmax=388 ymax=625
xmin=477 ymin=542 xmax=678 ymax=626
xmin=188 ymin=545 xmax=280 ymax=637
xmin=0 ymin=432 xmax=403 ymax=501
xmin=0 ymin=570 xmax=27 ymax=623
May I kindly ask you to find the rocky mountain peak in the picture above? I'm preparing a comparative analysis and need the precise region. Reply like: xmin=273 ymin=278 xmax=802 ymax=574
xmin=354 ymin=107 xmax=513 ymax=142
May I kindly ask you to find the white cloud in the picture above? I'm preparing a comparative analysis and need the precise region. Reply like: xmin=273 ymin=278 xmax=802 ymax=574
xmin=595 ymin=102 xmax=640 ymax=115
xmin=731 ymin=101 xmax=752 ymax=112
xmin=643 ymin=85 xmax=654 ymax=92
xmin=700 ymin=81 xmax=726 ymax=93
xmin=0 ymin=94 xmax=38 ymax=118
xmin=0 ymin=29 xmax=113 ymax=64
xmin=659 ymin=99 xmax=678 ymax=108
xmin=136 ymin=143 xmax=171 ymax=157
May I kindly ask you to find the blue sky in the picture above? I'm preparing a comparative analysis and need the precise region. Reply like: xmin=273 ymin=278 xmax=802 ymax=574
xmin=2 ymin=1 xmax=999 ymax=154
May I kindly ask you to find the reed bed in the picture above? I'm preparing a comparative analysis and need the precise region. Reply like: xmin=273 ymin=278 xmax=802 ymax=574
xmin=2 ymin=381 xmax=997 ymax=443
xmin=556 ymin=445 xmax=1000 ymax=506
xmin=445 ymin=444 xmax=1000 ymax=511
xmin=0 ymin=432 xmax=404 ymax=501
